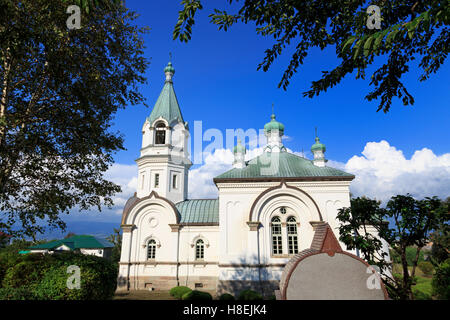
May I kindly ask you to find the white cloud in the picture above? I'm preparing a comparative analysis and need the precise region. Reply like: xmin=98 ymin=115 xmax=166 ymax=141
xmin=187 ymin=140 xmax=450 ymax=202
xmin=188 ymin=149 xmax=234 ymax=199
xmin=344 ymin=140 xmax=450 ymax=201
xmin=98 ymin=141 xmax=449 ymax=217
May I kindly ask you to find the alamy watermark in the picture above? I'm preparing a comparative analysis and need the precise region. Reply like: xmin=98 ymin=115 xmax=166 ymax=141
xmin=67 ymin=265 xmax=81 ymax=289
xmin=66 ymin=5 xmax=81 ymax=30
xmin=366 ymin=265 xmax=382 ymax=290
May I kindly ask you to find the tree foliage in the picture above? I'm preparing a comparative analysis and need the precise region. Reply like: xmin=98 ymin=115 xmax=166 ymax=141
xmin=0 ymin=0 xmax=149 ymax=238
xmin=337 ymin=194 xmax=449 ymax=300
xmin=173 ymin=0 xmax=449 ymax=112
xmin=106 ymin=227 xmax=122 ymax=263
xmin=0 ymin=250 xmax=118 ymax=300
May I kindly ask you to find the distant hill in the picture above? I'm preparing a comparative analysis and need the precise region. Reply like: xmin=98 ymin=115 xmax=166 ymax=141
xmin=37 ymin=221 xmax=121 ymax=241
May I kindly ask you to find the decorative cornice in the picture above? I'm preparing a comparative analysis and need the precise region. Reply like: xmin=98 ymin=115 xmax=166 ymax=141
xmin=169 ymin=224 xmax=182 ymax=232
xmin=121 ymin=224 xmax=136 ymax=233
xmin=214 ymin=175 xmax=354 ymax=185
xmin=216 ymin=181 xmax=352 ymax=189
xmin=246 ymin=221 xmax=261 ymax=231
xmin=119 ymin=261 xmax=219 ymax=266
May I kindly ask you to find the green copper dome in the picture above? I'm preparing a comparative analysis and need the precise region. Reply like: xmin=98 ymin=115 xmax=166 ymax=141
xmin=164 ymin=62 xmax=175 ymax=74
xmin=311 ymin=137 xmax=326 ymax=153
xmin=264 ymin=114 xmax=285 ymax=134
xmin=233 ymin=139 xmax=246 ymax=154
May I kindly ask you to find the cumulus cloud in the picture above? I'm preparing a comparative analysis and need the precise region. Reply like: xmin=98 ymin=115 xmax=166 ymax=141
xmin=187 ymin=140 xmax=450 ymax=201
xmin=344 ymin=140 xmax=450 ymax=201
xmin=188 ymin=149 xmax=234 ymax=199
xmin=99 ymin=141 xmax=449 ymax=216
xmin=103 ymin=163 xmax=138 ymax=214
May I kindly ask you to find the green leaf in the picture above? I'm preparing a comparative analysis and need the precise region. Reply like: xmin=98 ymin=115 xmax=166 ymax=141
xmin=363 ymin=36 xmax=375 ymax=57
xmin=342 ymin=36 xmax=357 ymax=55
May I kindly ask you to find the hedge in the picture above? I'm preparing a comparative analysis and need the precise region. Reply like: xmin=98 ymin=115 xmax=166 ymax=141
xmin=182 ymin=290 xmax=213 ymax=300
xmin=169 ymin=286 xmax=192 ymax=300
xmin=0 ymin=251 xmax=117 ymax=300
xmin=432 ymin=259 xmax=450 ymax=300
xmin=219 ymin=293 xmax=235 ymax=300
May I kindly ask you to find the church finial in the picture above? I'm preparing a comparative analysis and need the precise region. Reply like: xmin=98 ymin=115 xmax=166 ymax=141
xmin=164 ymin=56 xmax=175 ymax=82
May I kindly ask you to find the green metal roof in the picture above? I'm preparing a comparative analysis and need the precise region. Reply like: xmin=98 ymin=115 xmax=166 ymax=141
xmin=215 ymin=151 xmax=353 ymax=180
xmin=147 ymin=63 xmax=184 ymax=126
xmin=29 ymin=235 xmax=114 ymax=250
xmin=176 ymin=199 xmax=219 ymax=224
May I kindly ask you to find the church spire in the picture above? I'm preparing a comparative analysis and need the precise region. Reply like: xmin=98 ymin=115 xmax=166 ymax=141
xmin=147 ymin=61 xmax=184 ymax=126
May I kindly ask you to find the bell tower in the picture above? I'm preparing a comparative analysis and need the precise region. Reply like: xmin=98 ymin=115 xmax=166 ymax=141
xmin=136 ymin=61 xmax=192 ymax=203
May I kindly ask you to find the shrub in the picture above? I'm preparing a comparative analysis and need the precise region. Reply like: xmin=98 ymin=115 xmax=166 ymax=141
xmin=1 ymin=254 xmax=50 ymax=290
xmin=169 ymin=286 xmax=192 ymax=300
xmin=418 ymin=261 xmax=434 ymax=276
xmin=405 ymin=247 xmax=425 ymax=266
xmin=237 ymin=289 xmax=263 ymax=301
xmin=219 ymin=293 xmax=235 ymax=300
xmin=0 ymin=251 xmax=117 ymax=300
xmin=0 ymin=287 xmax=36 ymax=300
xmin=182 ymin=290 xmax=213 ymax=300
xmin=432 ymin=259 xmax=450 ymax=300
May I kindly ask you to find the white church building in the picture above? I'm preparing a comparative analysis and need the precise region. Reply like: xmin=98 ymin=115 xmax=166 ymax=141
xmin=117 ymin=62 xmax=362 ymax=295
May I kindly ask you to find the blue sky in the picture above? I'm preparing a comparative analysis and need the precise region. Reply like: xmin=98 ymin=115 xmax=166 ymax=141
xmin=47 ymin=1 xmax=449 ymax=236
xmin=113 ymin=0 xmax=450 ymax=165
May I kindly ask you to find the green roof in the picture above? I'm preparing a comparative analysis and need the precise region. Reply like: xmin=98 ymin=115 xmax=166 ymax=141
xmin=176 ymin=199 xmax=219 ymax=224
xmin=147 ymin=63 xmax=184 ymax=126
xmin=29 ymin=235 xmax=114 ymax=251
xmin=215 ymin=151 xmax=353 ymax=180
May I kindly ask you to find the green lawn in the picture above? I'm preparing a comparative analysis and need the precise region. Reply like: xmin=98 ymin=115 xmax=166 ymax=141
xmin=392 ymin=264 xmax=435 ymax=300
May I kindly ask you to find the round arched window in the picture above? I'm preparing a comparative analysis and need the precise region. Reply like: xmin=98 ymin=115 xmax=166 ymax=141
xmin=271 ymin=217 xmax=283 ymax=255
xmin=287 ymin=217 xmax=299 ymax=254
xmin=155 ymin=122 xmax=166 ymax=145
xmin=147 ymin=239 xmax=156 ymax=260
xmin=195 ymin=239 xmax=204 ymax=260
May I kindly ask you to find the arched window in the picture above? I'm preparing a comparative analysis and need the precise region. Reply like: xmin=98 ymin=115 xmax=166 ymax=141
xmin=147 ymin=239 xmax=156 ymax=260
xmin=271 ymin=216 xmax=283 ymax=255
xmin=287 ymin=216 xmax=299 ymax=254
xmin=195 ymin=239 xmax=204 ymax=260
xmin=155 ymin=122 xmax=166 ymax=145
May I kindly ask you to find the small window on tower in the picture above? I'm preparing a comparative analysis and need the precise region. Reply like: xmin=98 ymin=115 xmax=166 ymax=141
xmin=154 ymin=174 xmax=160 ymax=188
xmin=155 ymin=122 xmax=166 ymax=145
xmin=172 ymin=175 xmax=178 ymax=189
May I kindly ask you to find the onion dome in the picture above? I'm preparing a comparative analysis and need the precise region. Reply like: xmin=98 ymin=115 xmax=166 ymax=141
xmin=311 ymin=136 xmax=326 ymax=153
xmin=164 ymin=61 xmax=175 ymax=74
xmin=264 ymin=114 xmax=285 ymax=134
